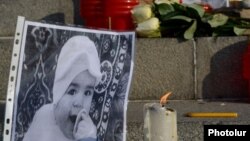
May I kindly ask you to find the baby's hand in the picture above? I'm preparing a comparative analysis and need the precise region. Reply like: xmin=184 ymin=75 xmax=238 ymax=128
xmin=73 ymin=109 xmax=97 ymax=140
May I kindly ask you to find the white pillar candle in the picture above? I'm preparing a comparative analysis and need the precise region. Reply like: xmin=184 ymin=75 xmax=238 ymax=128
xmin=144 ymin=103 xmax=178 ymax=141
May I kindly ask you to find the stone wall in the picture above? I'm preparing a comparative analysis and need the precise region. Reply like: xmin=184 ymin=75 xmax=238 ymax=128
xmin=1 ymin=37 xmax=249 ymax=101
xmin=0 ymin=0 xmax=74 ymax=36
xmin=130 ymin=37 xmax=249 ymax=100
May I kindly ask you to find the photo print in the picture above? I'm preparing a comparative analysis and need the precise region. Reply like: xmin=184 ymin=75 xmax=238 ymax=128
xmin=6 ymin=17 xmax=135 ymax=141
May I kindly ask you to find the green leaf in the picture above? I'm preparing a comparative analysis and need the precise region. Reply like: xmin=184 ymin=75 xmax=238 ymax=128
xmin=160 ymin=19 xmax=190 ymax=29
xmin=212 ymin=32 xmax=218 ymax=37
xmin=234 ymin=26 xmax=246 ymax=35
xmin=212 ymin=26 xmax=234 ymax=36
xmin=172 ymin=3 xmax=186 ymax=12
xmin=184 ymin=20 xmax=197 ymax=40
xmin=187 ymin=4 xmax=205 ymax=18
xmin=160 ymin=11 xmax=181 ymax=21
xmin=170 ymin=15 xmax=193 ymax=22
xmin=157 ymin=3 xmax=174 ymax=15
xmin=201 ymin=13 xmax=213 ymax=23
xmin=208 ymin=14 xmax=229 ymax=28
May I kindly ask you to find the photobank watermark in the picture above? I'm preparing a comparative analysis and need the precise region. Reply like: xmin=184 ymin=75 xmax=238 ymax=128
xmin=204 ymin=125 xmax=250 ymax=140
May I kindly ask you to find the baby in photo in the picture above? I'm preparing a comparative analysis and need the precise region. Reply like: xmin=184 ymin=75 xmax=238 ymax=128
xmin=23 ymin=36 xmax=102 ymax=141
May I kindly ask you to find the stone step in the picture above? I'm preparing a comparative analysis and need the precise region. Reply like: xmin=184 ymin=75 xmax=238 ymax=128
xmin=0 ymin=37 xmax=249 ymax=101
xmin=126 ymin=100 xmax=250 ymax=141
xmin=1 ymin=100 xmax=249 ymax=141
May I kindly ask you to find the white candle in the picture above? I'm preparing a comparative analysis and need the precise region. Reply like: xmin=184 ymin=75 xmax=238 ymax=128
xmin=144 ymin=103 xmax=178 ymax=141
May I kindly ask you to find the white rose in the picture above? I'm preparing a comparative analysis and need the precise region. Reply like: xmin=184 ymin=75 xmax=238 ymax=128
xmin=131 ymin=4 xmax=153 ymax=23
xmin=136 ymin=17 xmax=160 ymax=31
xmin=136 ymin=17 xmax=161 ymax=37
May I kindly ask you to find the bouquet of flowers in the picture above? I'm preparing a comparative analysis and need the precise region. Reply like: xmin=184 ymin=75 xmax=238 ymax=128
xmin=131 ymin=0 xmax=250 ymax=39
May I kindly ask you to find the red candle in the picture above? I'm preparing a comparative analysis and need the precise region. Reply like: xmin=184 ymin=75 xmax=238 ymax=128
xmin=80 ymin=0 xmax=107 ymax=29
xmin=104 ymin=0 xmax=139 ymax=30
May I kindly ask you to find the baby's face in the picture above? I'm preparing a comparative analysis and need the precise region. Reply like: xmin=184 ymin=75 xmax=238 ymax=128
xmin=54 ymin=70 xmax=96 ymax=139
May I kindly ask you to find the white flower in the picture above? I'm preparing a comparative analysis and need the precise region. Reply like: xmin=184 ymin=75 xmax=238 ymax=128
xmin=155 ymin=0 xmax=179 ymax=4
xmin=131 ymin=4 xmax=153 ymax=23
xmin=136 ymin=17 xmax=161 ymax=37
xmin=136 ymin=17 xmax=160 ymax=31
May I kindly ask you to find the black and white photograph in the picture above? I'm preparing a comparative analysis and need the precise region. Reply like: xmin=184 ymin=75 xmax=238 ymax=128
xmin=9 ymin=19 xmax=135 ymax=141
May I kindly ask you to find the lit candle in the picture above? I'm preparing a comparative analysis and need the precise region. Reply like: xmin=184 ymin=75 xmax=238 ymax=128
xmin=144 ymin=103 xmax=178 ymax=141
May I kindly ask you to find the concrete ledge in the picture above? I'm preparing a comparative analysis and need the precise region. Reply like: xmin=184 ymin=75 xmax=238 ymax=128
xmin=127 ymin=121 xmax=205 ymax=141
xmin=0 ymin=37 xmax=249 ymax=101
xmin=131 ymin=37 xmax=249 ymax=100
xmin=196 ymin=36 xmax=249 ymax=99
xmin=0 ymin=0 xmax=73 ymax=36
xmin=126 ymin=100 xmax=250 ymax=141
xmin=0 ymin=39 xmax=13 ymax=100
xmin=127 ymin=100 xmax=250 ymax=123
xmin=1 ymin=100 xmax=250 ymax=141
xmin=130 ymin=38 xmax=194 ymax=100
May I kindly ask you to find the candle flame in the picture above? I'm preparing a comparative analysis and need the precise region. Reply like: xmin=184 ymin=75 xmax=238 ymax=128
xmin=160 ymin=92 xmax=172 ymax=106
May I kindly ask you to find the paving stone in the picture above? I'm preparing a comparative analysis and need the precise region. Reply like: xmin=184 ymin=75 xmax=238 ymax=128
xmin=126 ymin=122 xmax=144 ymax=141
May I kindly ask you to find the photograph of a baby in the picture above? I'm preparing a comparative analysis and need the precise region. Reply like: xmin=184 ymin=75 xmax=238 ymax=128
xmin=23 ymin=36 xmax=101 ymax=141
xmin=11 ymin=21 xmax=134 ymax=141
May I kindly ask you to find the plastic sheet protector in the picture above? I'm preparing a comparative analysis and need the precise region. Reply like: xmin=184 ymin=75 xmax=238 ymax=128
xmin=3 ymin=16 xmax=135 ymax=141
